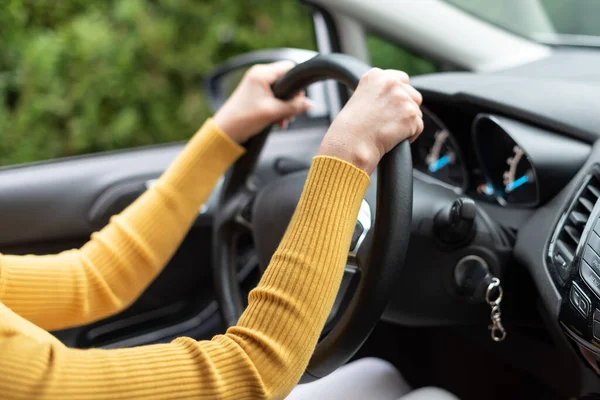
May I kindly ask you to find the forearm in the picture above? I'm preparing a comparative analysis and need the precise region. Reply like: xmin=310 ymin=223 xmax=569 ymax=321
xmin=0 ymin=119 xmax=245 ymax=330
xmin=0 ymin=332 xmax=267 ymax=400
xmin=228 ymin=156 xmax=369 ymax=396
xmin=0 ymin=156 xmax=369 ymax=400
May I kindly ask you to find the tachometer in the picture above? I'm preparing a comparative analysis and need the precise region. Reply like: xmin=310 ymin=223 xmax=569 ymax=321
xmin=413 ymin=108 xmax=467 ymax=190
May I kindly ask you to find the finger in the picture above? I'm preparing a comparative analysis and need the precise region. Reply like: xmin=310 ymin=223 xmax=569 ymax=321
xmin=254 ymin=60 xmax=296 ymax=83
xmin=384 ymin=69 xmax=410 ymax=84
xmin=410 ymin=115 xmax=425 ymax=143
xmin=402 ymin=84 xmax=423 ymax=106
xmin=279 ymin=90 xmax=307 ymax=104
xmin=292 ymin=91 xmax=307 ymax=100
xmin=270 ymin=96 xmax=314 ymax=121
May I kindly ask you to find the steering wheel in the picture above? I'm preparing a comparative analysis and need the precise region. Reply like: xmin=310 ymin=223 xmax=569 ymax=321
xmin=213 ymin=53 xmax=413 ymax=380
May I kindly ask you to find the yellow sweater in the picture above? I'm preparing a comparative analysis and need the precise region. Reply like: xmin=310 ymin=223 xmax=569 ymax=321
xmin=0 ymin=120 xmax=370 ymax=400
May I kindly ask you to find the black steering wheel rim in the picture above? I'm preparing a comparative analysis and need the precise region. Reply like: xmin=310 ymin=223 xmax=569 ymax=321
xmin=213 ymin=53 xmax=413 ymax=380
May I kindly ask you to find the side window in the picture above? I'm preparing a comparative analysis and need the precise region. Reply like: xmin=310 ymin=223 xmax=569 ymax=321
xmin=367 ymin=34 xmax=439 ymax=76
xmin=0 ymin=2 xmax=316 ymax=166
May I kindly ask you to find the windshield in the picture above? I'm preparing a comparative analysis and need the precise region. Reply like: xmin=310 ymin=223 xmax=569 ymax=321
xmin=445 ymin=0 xmax=600 ymax=46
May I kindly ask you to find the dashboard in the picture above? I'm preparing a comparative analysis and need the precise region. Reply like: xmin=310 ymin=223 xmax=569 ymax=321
xmin=403 ymin=55 xmax=600 ymax=396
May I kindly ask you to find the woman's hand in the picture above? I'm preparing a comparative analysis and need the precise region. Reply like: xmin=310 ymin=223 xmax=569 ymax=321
xmin=317 ymin=68 xmax=424 ymax=175
xmin=213 ymin=61 xmax=313 ymax=143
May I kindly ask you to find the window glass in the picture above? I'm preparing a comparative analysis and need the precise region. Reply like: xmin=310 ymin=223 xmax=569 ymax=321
xmin=444 ymin=0 xmax=600 ymax=44
xmin=367 ymin=34 xmax=439 ymax=76
xmin=0 ymin=0 xmax=316 ymax=166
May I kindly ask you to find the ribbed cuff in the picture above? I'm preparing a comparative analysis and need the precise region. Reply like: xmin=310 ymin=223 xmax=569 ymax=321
xmin=205 ymin=118 xmax=247 ymax=153
xmin=311 ymin=155 xmax=370 ymax=182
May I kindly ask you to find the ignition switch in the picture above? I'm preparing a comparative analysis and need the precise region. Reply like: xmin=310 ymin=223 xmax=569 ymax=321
xmin=454 ymin=255 xmax=507 ymax=342
xmin=454 ymin=255 xmax=494 ymax=301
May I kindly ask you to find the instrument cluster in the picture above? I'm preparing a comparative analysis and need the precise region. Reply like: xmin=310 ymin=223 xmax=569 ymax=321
xmin=413 ymin=109 xmax=540 ymax=207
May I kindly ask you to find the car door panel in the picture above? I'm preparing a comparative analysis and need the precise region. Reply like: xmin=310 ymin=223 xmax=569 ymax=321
xmin=0 ymin=123 xmax=327 ymax=348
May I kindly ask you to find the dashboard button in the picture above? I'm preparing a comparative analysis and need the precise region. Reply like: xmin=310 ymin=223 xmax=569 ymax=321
xmin=570 ymin=282 xmax=590 ymax=317
xmin=581 ymin=261 xmax=600 ymax=299
xmin=589 ymin=232 xmax=600 ymax=253
xmin=594 ymin=321 xmax=600 ymax=341
xmin=583 ymin=245 xmax=600 ymax=275
xmin=594 ymin=310 xmax=600 ymax=340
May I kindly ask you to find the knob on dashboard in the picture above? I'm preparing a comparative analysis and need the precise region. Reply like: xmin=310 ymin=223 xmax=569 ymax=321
xmin=434 ymin=197 xmax=476 ymax=246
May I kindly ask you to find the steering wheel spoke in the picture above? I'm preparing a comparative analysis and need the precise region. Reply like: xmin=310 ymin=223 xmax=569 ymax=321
xmin=323 ymin=265 xmax=361 ymax=333
xmin=218 ymin=184 xmax=254 ymax=220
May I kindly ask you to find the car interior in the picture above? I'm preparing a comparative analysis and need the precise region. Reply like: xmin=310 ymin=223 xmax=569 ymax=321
xmin=4 ymin=0 xmax=600 ymax=398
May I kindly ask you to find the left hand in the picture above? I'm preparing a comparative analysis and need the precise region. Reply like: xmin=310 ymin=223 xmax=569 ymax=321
xmin=213 ymin=61 xmax=313 ymax=143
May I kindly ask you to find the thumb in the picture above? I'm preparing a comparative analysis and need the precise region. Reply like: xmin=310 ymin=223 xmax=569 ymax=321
xmin=270 ymin=94 xmax=314 ymax=121
xmin=253 ymin=60 xmax=296 ymax=83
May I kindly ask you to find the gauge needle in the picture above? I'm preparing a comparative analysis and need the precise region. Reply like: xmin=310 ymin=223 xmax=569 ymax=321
xmin=505 ymin=174 xmax=529 ymax=192
xmin=428 ymin=154 xmax=450 ymax=173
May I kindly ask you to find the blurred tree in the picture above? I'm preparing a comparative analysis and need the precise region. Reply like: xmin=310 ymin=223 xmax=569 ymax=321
xmin=0 ymin=0 xmax=438 ymax=166
xmin=0 ymin=0 xmax=316 ymax=165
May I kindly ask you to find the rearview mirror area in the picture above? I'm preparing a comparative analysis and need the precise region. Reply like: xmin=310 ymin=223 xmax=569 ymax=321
xmin=205 ymin=48 xmax=331 ymax=122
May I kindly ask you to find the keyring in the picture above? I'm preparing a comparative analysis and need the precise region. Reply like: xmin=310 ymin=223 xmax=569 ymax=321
xmin=485 ymin=277 xmax=503 ymax=306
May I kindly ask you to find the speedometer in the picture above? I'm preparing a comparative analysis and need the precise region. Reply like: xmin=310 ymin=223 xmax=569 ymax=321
xmin=473 ymin=115 xmax=539 ymax=207
xmin=473 ymin=113 xmax=591 ymax=207
xmin=413 ymin=108 xmax=467 ymax=190
xmin=502 ymin=145 xmax=537 ymax=204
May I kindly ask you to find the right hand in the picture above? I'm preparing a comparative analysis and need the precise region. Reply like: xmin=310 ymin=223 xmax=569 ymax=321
xmin=317 ymin=68 xmax=424 ymax=175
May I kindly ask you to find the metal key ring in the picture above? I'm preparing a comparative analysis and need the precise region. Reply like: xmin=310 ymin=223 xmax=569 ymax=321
xmin=491 ymin=324 xmax=507 ymax=342
xmin=485 ymin=277 xmax=503 ymax=306
xmin=490 ymin=304 xmax=501 ymax=319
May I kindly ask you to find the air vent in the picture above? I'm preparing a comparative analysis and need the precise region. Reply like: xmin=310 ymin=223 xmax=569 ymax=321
xmin=551 ymin=172 xmax=600 ymax=281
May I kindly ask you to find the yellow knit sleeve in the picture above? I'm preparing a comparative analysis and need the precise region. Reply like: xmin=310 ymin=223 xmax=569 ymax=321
xmin=0 ymin=119 xmax=245 ymax=331
xmin=0 ymin=156 xmax=369 ymax=400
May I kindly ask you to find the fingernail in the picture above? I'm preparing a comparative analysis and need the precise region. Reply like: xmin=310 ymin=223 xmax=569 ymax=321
xmin=304 ymin=98 xmax=315 ymax=110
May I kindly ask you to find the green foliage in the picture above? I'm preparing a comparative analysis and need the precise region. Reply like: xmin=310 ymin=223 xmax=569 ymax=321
xmin=0 ymin=1 xmax=440 ymax=166
xmin=0 ymin=0 xmax=316 ymax=165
